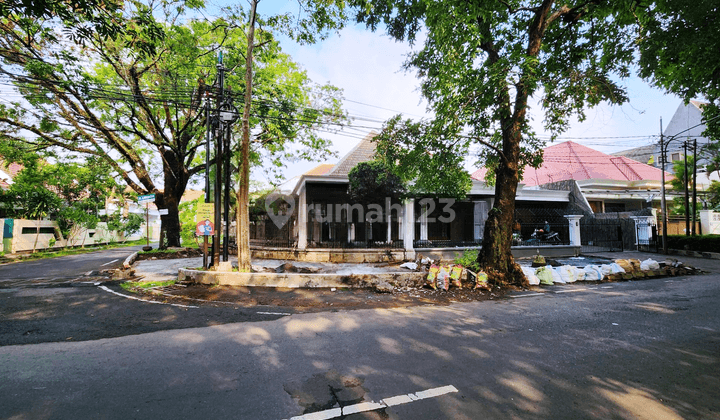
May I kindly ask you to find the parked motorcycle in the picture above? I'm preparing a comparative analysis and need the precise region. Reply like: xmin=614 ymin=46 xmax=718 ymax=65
xmin=527 ymin=228 xmax=560 ymax=244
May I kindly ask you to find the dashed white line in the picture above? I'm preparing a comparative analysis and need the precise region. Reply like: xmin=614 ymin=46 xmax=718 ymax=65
xmin=600 ymin=286 xmax=614 ymax=289
xmin=510 ymin=293 xmax=545 ymax=298
xmin=101 ymin=258 xmax=119 ymax=267
xmin=97 ymin=285 xmax=198 ymax=308
xmin=285 ymin=385 xmax=458 ymax=420
xmin=257 ymin=311 xmax=291 ymax=316
xmin=554 ymin=288 xmax=588 ymax=293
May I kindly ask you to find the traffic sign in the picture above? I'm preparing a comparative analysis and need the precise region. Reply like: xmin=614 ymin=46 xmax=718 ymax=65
xmin=196 ymin=202 xmax=215 ymax=220
xmin=196 ymin=220 xmax=215 ymax=236
xmin=138 ymin=194 xmax=156 ymax=204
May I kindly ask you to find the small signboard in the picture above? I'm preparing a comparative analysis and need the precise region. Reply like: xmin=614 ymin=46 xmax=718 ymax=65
xmin=196 ymin=203 xmax=215 ymax=220
xmin=196 ymin=220 xmax=215 ymax=236
xmin=158 ymin=209 xmax=169 ymax=215
xmin=138 ymin=193 xmax=156 ymax=204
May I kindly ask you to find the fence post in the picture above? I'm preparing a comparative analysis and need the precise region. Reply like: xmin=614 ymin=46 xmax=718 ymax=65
xmin=564 ymin=215 xmax=583 ymax=246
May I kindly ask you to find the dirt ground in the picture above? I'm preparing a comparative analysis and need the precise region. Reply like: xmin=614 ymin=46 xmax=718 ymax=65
xmin=128 ymin=281 xmax=508 ymax=313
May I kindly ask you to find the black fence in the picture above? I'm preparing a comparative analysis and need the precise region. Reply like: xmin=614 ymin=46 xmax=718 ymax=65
xmin=636 ymin=223 xmax=659 ymax=252
xmin=414 ymin=240 xmax=482 ymax=248
xmin=580 ymin=219 xmax=624 ymax=252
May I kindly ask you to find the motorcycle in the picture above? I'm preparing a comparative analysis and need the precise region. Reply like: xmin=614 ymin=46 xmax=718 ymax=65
xmin=527 ymin=228 xmax=560 ymax=244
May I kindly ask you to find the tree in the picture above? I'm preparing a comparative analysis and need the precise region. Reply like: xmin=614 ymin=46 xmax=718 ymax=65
xmin=352 ymin=1 xmax=635 ymax=285
xmin=668 ymin=155 xmax=696 ymax=217
xmin=636 ymin=0 xmax=720 ymax=167
xmin=0 ymin=1 xmax=345 ymax=249
xmin=348 ymin=160 xmax=406 ymax=205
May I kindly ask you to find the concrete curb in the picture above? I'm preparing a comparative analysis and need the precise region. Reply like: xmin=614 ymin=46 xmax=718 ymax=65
xmin=665 ymin=249 xmax=720 ymax=260
xmin=178 ymin=268 xmax=425 ymax=289
xmin=123 ymin=251 xmax=139 ymax=269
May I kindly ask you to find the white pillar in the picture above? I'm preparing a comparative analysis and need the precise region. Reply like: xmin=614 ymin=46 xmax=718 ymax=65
xmin=403 ymin=199 xmax=415 ymax=251
xmin=473 ymin=201 xmax=487 ymax=241
xmin=419 ymin=201 xmax=428 ymax=241
xmin=564 ymin=215 xmax=583 ymax=246
xmin=700 ymin=210 xmax=720 ymax=234
xmin=297 ymin=185 xmax=307 ymax=249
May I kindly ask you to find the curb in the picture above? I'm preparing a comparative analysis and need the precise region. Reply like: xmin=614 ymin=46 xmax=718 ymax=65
xmin=178 ymin=268 xmax=425 ymax=289
xmin=123 ymin=251 xmax=139 ymax=269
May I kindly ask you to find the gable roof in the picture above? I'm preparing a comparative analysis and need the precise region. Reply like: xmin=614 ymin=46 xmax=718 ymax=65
xmin=305 ymin=163 xmax=335 ymax=176
xmin=326 ymin=132 xmax=378 ymax=177
xmin=471 ymin=141 xmax=666 ymax=186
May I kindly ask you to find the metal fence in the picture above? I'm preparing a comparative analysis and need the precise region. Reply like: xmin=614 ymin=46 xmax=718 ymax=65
xmin=636 ymin=223 xmax=659 ymax=252
xmin=580 ymin=219 xmax=624 ymax=252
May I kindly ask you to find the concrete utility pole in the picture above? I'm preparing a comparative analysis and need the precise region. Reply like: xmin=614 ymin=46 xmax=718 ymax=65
xmin=684 ymin=141 xmax=690 ymax=236
xmin=692 ymin=139 xmax=697 ymax=236
xmin=660 ymin=118 xmax=668 ymax=254
xmin=214 ymin=52 xmax=224 ymax=267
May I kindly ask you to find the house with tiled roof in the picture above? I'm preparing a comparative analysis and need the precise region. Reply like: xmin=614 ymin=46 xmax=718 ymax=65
xmin=472 ymin=141 xmax=670 ymax=214
xmin=257 ymin=132 xmax=574 ymax=259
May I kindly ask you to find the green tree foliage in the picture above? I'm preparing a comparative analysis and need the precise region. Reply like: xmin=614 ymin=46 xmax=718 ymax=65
xmin=348 ymin=160 xmax=406 ymax=205
xmin=352 ymin=0 xmax=636 ymax=285
xmin=0 ymin=1 xmax=346 ymax=248
xmin=669 ymin=155 xmax=698 ymax=216
xmin=637 ymin=0 xmax=720 ymax=167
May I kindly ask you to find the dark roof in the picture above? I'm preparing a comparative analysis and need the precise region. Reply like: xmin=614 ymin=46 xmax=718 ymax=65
xmin=611 ymin=144 xmax=657 ymax=164
xmin=326 ymin=132 xmax=378 ymax=177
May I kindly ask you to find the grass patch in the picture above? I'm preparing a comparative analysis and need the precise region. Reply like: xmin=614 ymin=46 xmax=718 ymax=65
xmin=1 ymin=240 xmax=148 ymax=264
xmin=121 ymin=279 xmax=177 ymax=291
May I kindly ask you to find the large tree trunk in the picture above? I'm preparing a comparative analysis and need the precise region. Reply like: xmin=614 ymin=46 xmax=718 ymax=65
xmin=476 ymin=127 xmax=527 ymax=287
xmin=156 ymin=148 xmax=188 ymax=248
xmin=236 ymin=0 xmax=257 ymax=272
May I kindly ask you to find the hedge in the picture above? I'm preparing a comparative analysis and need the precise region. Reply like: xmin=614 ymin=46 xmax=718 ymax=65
xmin=666 ymin=235 xmax=720 ymax=253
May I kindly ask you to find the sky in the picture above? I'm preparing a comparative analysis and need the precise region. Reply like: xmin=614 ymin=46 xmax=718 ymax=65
xmin=221 ymin=1 xmax=686 ymax=186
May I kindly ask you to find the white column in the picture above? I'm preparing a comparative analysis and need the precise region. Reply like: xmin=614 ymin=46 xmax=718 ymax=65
xmin=403 ymin=199 xmax=415 ymax=250
xmin=564 ymin=215 xmax=583 ymax=246
xmin=419 ymin=201 xmax=428 ymax=241
xmin=473 ymin=201 xmax=487 ymax=241
xmin=297 ymin=185 xmax=307 ymax=249
xmin=700 ymin=210 xmax=720 ymax=235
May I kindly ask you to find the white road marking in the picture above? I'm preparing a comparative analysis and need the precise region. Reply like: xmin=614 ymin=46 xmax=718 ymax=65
xmin=600 ymin=286 xmax=613 ymax=289
xmin=257 ymin=311 xmax=291 ymax=316
xmin=97 ymin=285 xmax=198 ymax=308
xmin=693 ymin=326 xmax=716 ymax=332
xmin=510 ymin=293 xmax=545 ymax=298
xmin=554 ymin=288 xmax=588 ymax=293
xmin=285 ymin=385 xmax=458 ymax=420
xmin=101 ymin=259 xmax=119 ymax=267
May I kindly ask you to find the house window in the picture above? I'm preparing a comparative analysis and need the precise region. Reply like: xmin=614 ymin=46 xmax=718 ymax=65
xmin=671 ymin=152 xmax=682 ymax=162
xmin=605 ymin=202 xmax=626 ymax=212
xmin=588 ymin=201 xmax=603 ymax=213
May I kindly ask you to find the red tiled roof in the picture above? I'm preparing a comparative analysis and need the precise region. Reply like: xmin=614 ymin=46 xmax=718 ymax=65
xmin=304 ymin=164 xmax=335 ymax=176
xmin=471 ymin=141 xmax=667 ymax=186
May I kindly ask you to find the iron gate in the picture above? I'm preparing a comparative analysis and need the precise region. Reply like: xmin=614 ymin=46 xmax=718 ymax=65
xmin=580 ymin=221 xmax=623 ymax=253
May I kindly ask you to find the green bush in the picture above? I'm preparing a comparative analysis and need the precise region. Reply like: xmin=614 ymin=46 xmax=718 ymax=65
xmin=666 ymin=235 xmax=720 ymax=253
xmin=453 ymin=249 xmax=480 ymax=272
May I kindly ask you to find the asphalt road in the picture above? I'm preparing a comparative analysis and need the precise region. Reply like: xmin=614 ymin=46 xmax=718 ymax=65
xmin=1 ymin=251 xmax=719 ymax=420
xmin=0 ymin=245 xmax=144 ymax=285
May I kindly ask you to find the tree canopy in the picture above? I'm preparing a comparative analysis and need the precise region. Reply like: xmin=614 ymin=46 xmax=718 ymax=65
xmin=0 ymin=0 xmax=347 ymax=247
xmin=352 ymin=0 xmax=638 ymax=285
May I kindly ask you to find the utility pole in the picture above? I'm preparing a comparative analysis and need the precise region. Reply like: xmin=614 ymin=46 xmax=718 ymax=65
xmin=214 ymin=52 xmax=225 ymax=267
xmin=683 ymin=141 xmax=690 ymax=236
xmin=660 ymin=118 xmax=668 ymax=254
xmin=692 ymin=138 xmax=697 ymax=236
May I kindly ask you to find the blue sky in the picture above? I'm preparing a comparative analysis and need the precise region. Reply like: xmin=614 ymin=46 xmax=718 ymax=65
xmin=245 ymin=1 xmax=685 ymax=184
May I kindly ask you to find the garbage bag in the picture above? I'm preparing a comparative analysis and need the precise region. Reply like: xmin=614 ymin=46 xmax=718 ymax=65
xmin=615 ymin=259 xmax=634 ymax=273
xmin=521 ymin=266 xmax=540 ymax=285
xmin=559 ymin=265 xmax=577 ymax=283
xmin=449 ymin=265 xmax=463 ymax=288
xmin=600 ymin=264 xmax=613 ymax=276
xmin=640 ymin=258 xmax=660 ymax=271
xmin=609 ymin=263 xmax=625 ymax=274
xmin=474 ymin=270 xmax=490 ymax=290
xmin=436 ymin=265 xmax=451 ymax=290
xmin=535 ymin=266 xmax=554 ymax=285
xmin=583 ymin=265 xmax=603 ymax=281
xmin=426 ymin=264 xmax=440 ymax=289
xmin=400 ymin=262 xmax=418 ymax=270
xmin=551 ymin=266 xmax=565 ymax=283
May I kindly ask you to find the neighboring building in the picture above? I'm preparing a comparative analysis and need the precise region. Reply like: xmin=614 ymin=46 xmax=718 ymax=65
xmin=485 ymin=141 xmax=669 ymax=214
xmin=0 ymin=160 xmax=22 ymax=190
xmin=614 ymin=100 xmax=711 ymax=173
